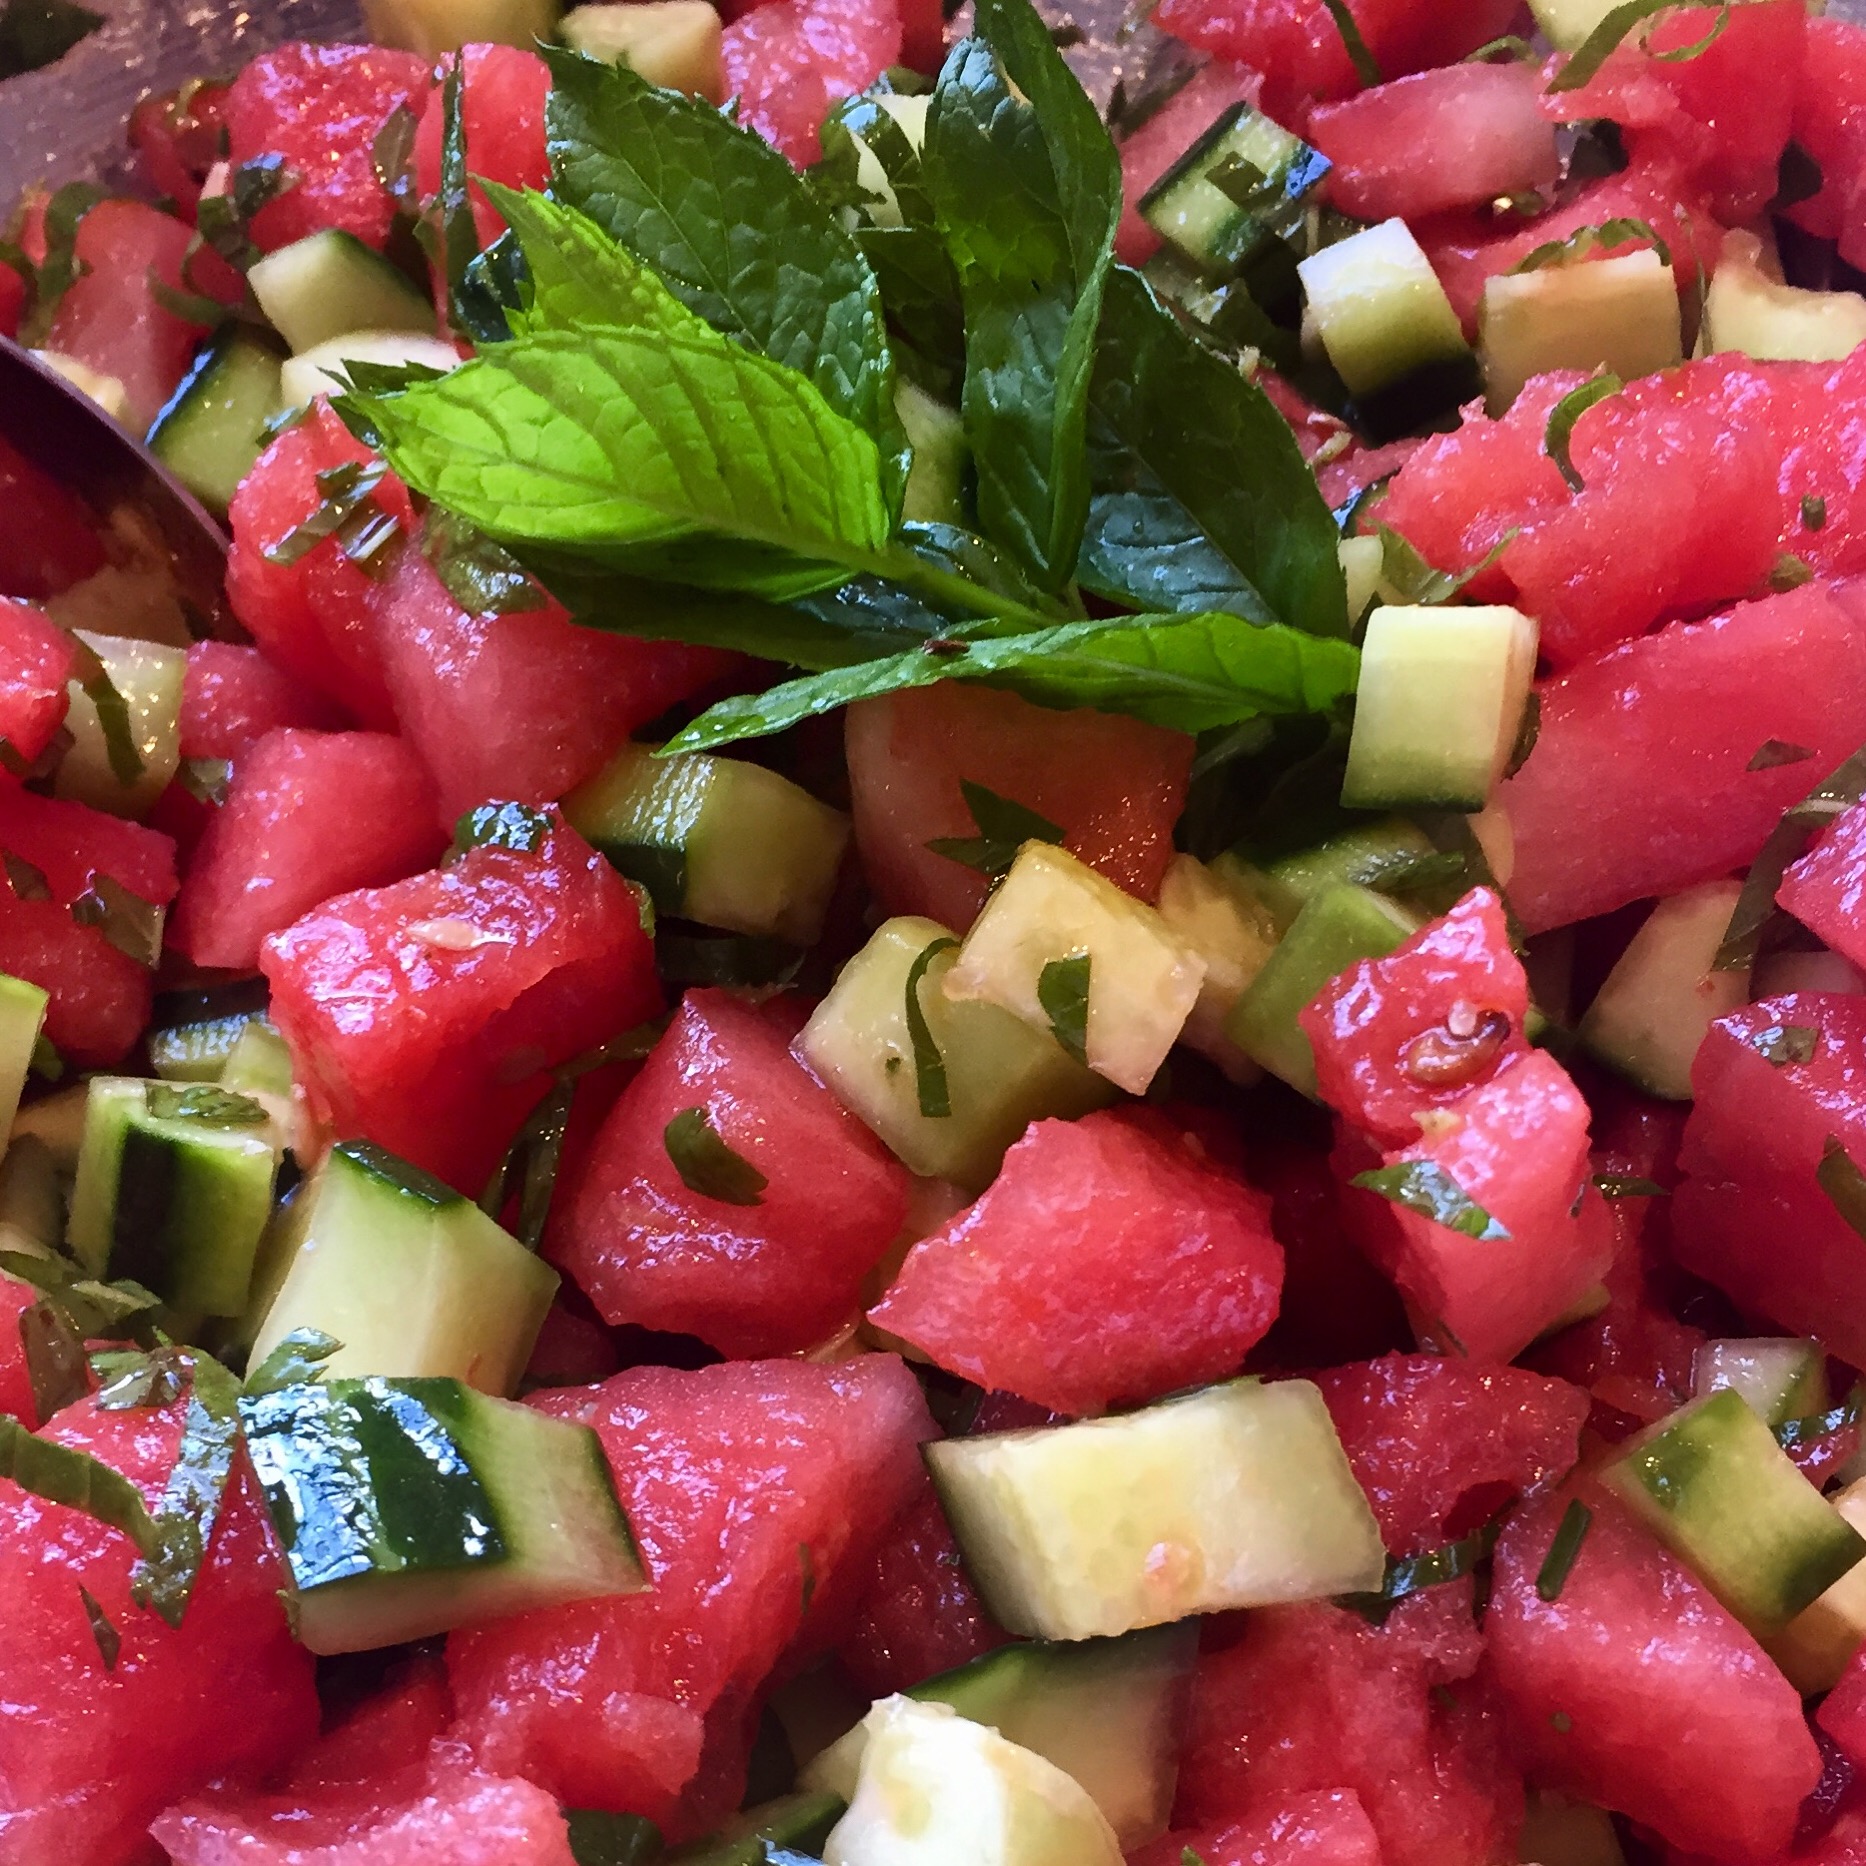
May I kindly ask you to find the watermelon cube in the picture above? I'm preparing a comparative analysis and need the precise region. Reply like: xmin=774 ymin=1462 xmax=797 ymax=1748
xmin=1786 ymin=17 xmax=1866 ymax=269
xmin=0 ymin=1271 xmax=45 ymax=1425
xmin=261 ymin=811 xmax=659 ymax=1194
xmin=869 ymin=1109 xmax=1283 ymax=1416
xmin=169 ymin=728 xmax=445 ymax=971
xmin=1130 ymin=1789 xmax=1383 ymax=1866
xmin=1486 ymin=1486 xmax=1821 ymax=1860
xmin=180 ymin=641 xmax=347 ymax=763
xmin=0 ymin=598 xmax=75 ymax=773
xmin=412 ymin=44 xmax=550 ymax=251
xmin=552 ymin=988 xmax=910 ymax=1357
xmin=1777 ymin=801 xmax=1866 ymax=976
xmin=446 ymin=1354 xmax=933 ymax=1840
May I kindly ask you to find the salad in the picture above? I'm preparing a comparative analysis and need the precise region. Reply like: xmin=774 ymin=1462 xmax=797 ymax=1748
xmin=4 ymin=0 xmax=1866 ymax=1861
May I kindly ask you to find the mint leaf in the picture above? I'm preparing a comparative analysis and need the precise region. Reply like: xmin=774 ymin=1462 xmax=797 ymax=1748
xmin=859 ymin=223 xmax=965 ymax=396
xmin=1038 ymin=951 xmax=1091 ymax=1063
xmin=1080 ymin=267 xmax=1348 ymax=636
xmin=543 ymin=48 xmax=905 ymax=503
xmin=663 ymin=1106 xmax=767 ymax=1205
xmin=450 ymin=800 xmax=555 ymax=859
xmin=244 ymin=1328 xmax=343 ymax=1397
xmin=923 ymin=0 xmax=1121 ymax=591
xmin=926 ymin=778 xmax=1064 ymax=879
xmin=129 ymin=1354 xmax=243 ymax=1628
xmin=1548 ymin=0 xmax=1712 ymax=92
xmin=1511 ymin=217 xmax=1670 ymax=273
xmin=1535 ymin=1498 xmax=1592 ymax=1601
xmin=78 ymin=1583 xmax=119 ymax=1670
xmin=904 ymin=935 xmax=960 ymax=1117
xmin=1351 ymin=1160 xmax=1512 ymax=1241
xmin=1320 ymin=0 xmax=1381 ymax=85
xmin=1749 ymin=1023 xmax=1818 ymax=1067
xmin=1544 ymin=371 xmax=1622 ymax=494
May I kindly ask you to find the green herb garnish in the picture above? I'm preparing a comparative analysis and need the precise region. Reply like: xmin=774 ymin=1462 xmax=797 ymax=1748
xmin=1544 ymin=372 xmax=1622 ymax=494
xmin=449 ymin=800 xmax=555 ymax=860
xmin=1748 ymin=1024 xmax=1818 ymax=1067
xmin=1535 ymin=1498 xmax=1592 ymax=1601
xmin=1037 ymin=951 xmax=1091 ymax=1065
xmin=1512 ymin=218 xmax=1670 ymax=274
xmin=1350 ymin=1160 xmax=1511 ymax=1241
xmin=144 ymin=1083 xmax=269 ymax=1126
xmin=77 ymin=1582 xmax=120 ymax=1670
xmin=904 ymin=936 xmax=960 ymax=1119
xmin=1747 ymin=740 xmax=1815 ymax=773
xmin=243 ymin=1329 xmax=343 ymax=1398
xmin=1319 ymin=0 xmax=1381 ymax=86
xmin=663 ymin=1106 xmax=768 ymax=1206
xmin=926 ymin=780 xmax=1064 ymax=880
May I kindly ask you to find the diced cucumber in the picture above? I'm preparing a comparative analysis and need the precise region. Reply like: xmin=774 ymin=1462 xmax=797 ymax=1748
xmin=239 ymin=1375 xmax=645 ymax=1653
xmin=1225 ymin=883 xmax=1419 ymax=1096
xmin=927 ymin=1377 xmax=1384 ymax=1641
xmin=220 ymin=1017 xmax=295 ymax=1100
xmin=1469 ymin=799 xmax=1515 ymax=889
xmin=805 ymin=1624 xmax=1194 ymax=1849
xmin=0 ymin=1134 xmax=65 ymax=1256
xmin=1519 ymin=1793 xmax=1628 ymax=1866
xmin=146 ymin=329 xmax=285 ymax=514
xmin=149 ymin=1011 xmax=268 ymax=1084
xmin=1768 ymin=1476 xmax=1866 ymax=1693
xmin=564 ymin=742 xmax=851 ymax=946
xmin=1478 ymin=251 xmax=1682 ymax=416
xmin=360 ymin=0 xmax=557 ymax=54
xmin=1599 ymin=1386 xmax=1866 ymax=1637
xmin=1139 ymin=102 xmax=1330 ymax=279
xmin=897 ymin=381 xmax=968 ymax=527
xmin=942 ymin=843 xmax=1205 ymax=1097
xmin=1704 ymin=229 xmax=1866 ymax=364
xmin=33 ymin=348 xmax=130 ymax=423
xmin=1339 ymin=533 xmax=1383 ymax=625
xmin=1692 ymin=1337 xmax=1827 ymax=1430
xmin=54 ymin=630 xmax=187 ymax=818
xmin=823 ymin=1698 xmax=1123 ymax=1866
xmin=1153 ymin=854 xmax=1278 ymax=1084
xmin=1341 ymin=603 xmax=1539 ymax=813
xmin=797 ymin=915 xmax=1113 ymax=1194
xmin=248 ymin=1139 xmax=558 ymax=1395
xmin=1298 ymin=218 xmax=1470 ymax=397
xmin=1528 ymin=0 xmax=1619 ymax=50
xmin=668 ymin=1791 xmax=846 ymax=1864
xmin=0 ymin=974 xmax=47 ymax=1143
xmin=249 ymin=231 xmax=433 ymax=356
xmin=67 ymin=1077 xmax=281 ymax=1316
xmin=1577 ymin=881 xmax=1747 ymax=1101
xmin=277 ymin=331 xmax=463 ymax=413
xmin=559 ymin=0 xmax=724 ymax=97
xmin=1250 ymin=817 xmax=1441 ymax=932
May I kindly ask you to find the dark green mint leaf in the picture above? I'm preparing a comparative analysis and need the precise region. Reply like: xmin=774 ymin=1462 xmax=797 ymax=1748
xmin=904 ymin=935 xmax=960 ymax=1118
xmin=926 ymin=779 xmax=1065 ymax=879
xmin=1748 ymin=740 xmax=1815 ymax=773
xmin=663 ymin=1106 xmax=768 ymax=1205
xmin=0 ymin=0 xmax=103 ymax=79
xmin=858 ymin=222 xmax=965 ymax=396
xmin=0 ymin=1412 xmax=159 ymax=1551
xmin=1350 ymin=1160 xmax=1512 ymax=1240
xmin=260 ymin=459 xmax=390 ymax=569
xmin=449 ymin=800 xmax=555 ymax=860
xmin=243 ymin=1328 xmax=343 ymax=1398
xmin=1511 ymin=217 xmax=1670 ymax=273
xmin=454 ymin=228 xmax=529 ymax=347
xmin=422 ymin=509 xmax=546 ymax=617
xmin=1037 ymin=950 xmax=1091 ymax=1063
xmin=1319 ymin=0 xmax=1381 ymax=85
xmin=69 ymin=873 xmax=161 ymax=968
xmin=1749 ymin=1023 xmax=1819 ymax=1067
xmin=479 ymin=1080 xmax=573 ymax=1249
xmin=1465 ymin=35 xmax=1539 ymax=62
xmin=1592 ymin=1173 xmax=1668 ymax=1198
xmin=78 ymin=1583 xmax=119 ymax=1670
xmin=1544 ymin=371 xmax=1622 ymax=494
xmin=1535 ymin=1498 xmax=1592 ymax=1601
xmin=371 ymin=101 xmax=420 ymax=212
xmin=434 ymin=54 xmax=480 ymax=328
xmin=1378 ymin=523 xmax=1521 ymax=609
xmin=1339 ymin=1518 xmax=1500 ymax=1623
xmin=92 ymin=1344 xmax=193 ymax=1410
xmin=143 ymin=1083 xmax=269 ymax=1126
xmin=130 ymin=1354 xmax=244 ymax=1627
xmin=195 ymin=157 xmax=295 ymax=272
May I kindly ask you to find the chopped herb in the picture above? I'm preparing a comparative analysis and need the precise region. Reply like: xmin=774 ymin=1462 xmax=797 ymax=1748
xmin=129 ymin=1354 xmax=244 ymax=1627
xmin=1536 ymin=1498 xmax=1592 ymax=1601
xmin=0 ymin=0 xmax=103 ymax=79
xmin=422 ymin=509 xmax=546 ymax=617
xmin=1350 ymin=1160 xmax=1511 ymax=1240
xmin=925 ymin=779 xmax=1065 ymax=881
xmin=0 ymin=1413 xmax=159 ymax=1552
xmin=1037 ymin=951 xmax=1091 ymax=1065
xmin=1593 ymin=1173 xmax=1668 ymax=1199
xmin=243 ymin=1329 xmax=343 ymax=1398
xmin=260 ymin=460 xmax=392 ymax=569
xmin=449 ymin=800 xmax=554 ymax=859
xmin=1548 ymin=0 xmax=1715 ymax=93
xmin=92 ymin=1344 xmax=192 ymax=1411
xmin=1511 ymin=217 xmax=1670 ymax=274
xmin=371 ymin=102 xmax=420 ymax=213
xmin=1775 ymin=1383 xmax=1866 ymax=1452
xmin=2 ymin=852 xmax=47 ymax=901
xmin=904 ymin=936 xmax=960 ymax=1118
xmin=480 ymin=1080 xmax=573 ymax=1248
xmin=196 ymin=155 xmax=296 ymax=270
xmin=1506 ymin=689 xmax=1541 ymax=779
xmin=432 ymin=53 xmax=481 ymax=328
xmin=798 ymin=1540 xmax=817 ymax=1613
xmin=1319 ymin=0 xmax=1381 ymax=86
xmin=70 ymin=874 xmax=162 ymax=968
xmin=65 ymin=636 xmax=143 ymax=787
xmin=20 ymin=1298 xmax=88 ymax=1419
xmin=563 ymin=1809 xmax=664 ymax=1866
xmin=663 ymin=1106 xmax=768 ymax=1205
xmin=1544 ymin=372 xmax=1622 ymax=494
xmin=1377 ymin=524 xmax=1519 ymax=607
xmin=144 ymin=1083 xmax=269 ymax=1126
xmin=1770 ymin=553 xmax=1815 ymax=592
xmin=3 ymin=1258 xmax=160 ymax=1344
xmin=1339 ymin=1519 xmax=1501 ymax=1623
xmin=1464 ymin=35 xmax=1538 ymax=63
xmin=1748 ymin=740 xmax=1815 ymax=773
xmin=1802 ymin=495 xmax=1828 ymax=533
xmin=78 ymin=1583 xmax=120 ymax=1670
xmin=1748 ymin=1023 xmax=1818 ymax=1067
xmin=1819 ymin=1134 xmax=1866 ymax=1248
xmin=179 ymin=756 xmax=233 ymax=805
xmin=21 ymin=180 xmax=103 ymax=344
xmin=1647 ymin=4 xmax=1730 ymax=63
xmin=1183 ymin=1851 xmax=1210 ymax=1866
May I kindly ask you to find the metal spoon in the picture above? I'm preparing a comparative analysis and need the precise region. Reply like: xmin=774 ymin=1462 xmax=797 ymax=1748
xmin=0 ymin=335 xmax=231 ymax=634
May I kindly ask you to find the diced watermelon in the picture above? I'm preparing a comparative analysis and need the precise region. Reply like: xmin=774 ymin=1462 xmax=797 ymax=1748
xmin=1500 ymin=581 xmax=1866 ymax=934
xmin=552 ymin=988 xmax=909 ymax=1357
xmin=285 ymin=1656 xmax=453 ymax=1789
xmin=1176 ymin=1591 xmax=1520 ymax=1866
xmin=0 ymin=787 xmax=177 ymax=1065
xmin=1822 ymin=1646 xmax=1866 ymax=1771
xmin=0 ymin=432 xmax=107 ymax=602
xmin=719 ymin=0 xmax=902 ymax=167
xmin=1336 ymin=1051 xmax=1606 ymax=1363
xmin=1130 ymin=1790 xmax=1384 ymax=1866
xmin=223 ymin=43 xmax=435 ymax=252
xmin=1310 ymin=63 xmax=1559 ymax=224
xmin=1787 ymin=17 xmax=1866 ymax=268
xmin=1779 ymin=801 xmax=1866 ymax=974
xmin=0 ymin=1272 xmax=43 ymax=1425
xmin=0 ymin=1380 xmax=318 ymax=1864
xmin=1300 ymin=888 xmax=1530 ymax=1148
xmin=446 ymin=1355 xmax=933 ymax=1840
xmin=169 ymin=729 xmax=444 ymax=971
xmin=1313 ymin=1356 xmax=1587 ymax=1557
xmin=180 ymin=641 xmax=349 ymax=762
xmin=225 ymin=403 xmax=416 ymax=728
xmin=45 ymin=198 xmax=237 ymax=433
xmin=869 ymin=1109 xmax=1283 ymax=1415
xmin=261 ymin=811 xmax=659 ymax=1194
xmin=151 ymin=1763 xmax=578 ymax=1866
xmin=0 ymin=598 xmax=75 ymax=772
xmin=413 ymin=44 xmax=550 ymax=250
xmin=1672 ymin=993 xmax=1866 ymax=1368
xmin=846 ymin=684 xmax=1194 ymax=934
xmin=1115 ymin=60 xmax=1264 ymax=267
xmin=128 ymin=79 xmax=233 ymax=217
xmin=836 ymin=1477 xmax=1010 ymax=1698
xmin=364 ymin=547 xmax=741 ymax=827
xmin=1487 ymin=1485 xmax=1821 ymax=1860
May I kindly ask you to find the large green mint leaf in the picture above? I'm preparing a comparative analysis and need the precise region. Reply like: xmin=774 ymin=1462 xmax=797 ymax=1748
xmin=661 ymin=611 xmax=1360 ymax=752
xmin=923 ymin=0 xmax=1121 ymax=592
xmin=543 ymin=48 xmax=905 ymax=501
xmin=1081 ymin=268 xmax=1349 ymax=636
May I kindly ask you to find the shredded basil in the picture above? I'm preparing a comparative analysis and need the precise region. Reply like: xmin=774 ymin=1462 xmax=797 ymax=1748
xmin=925 ymin=779 xmax=1065 ymax=881
xmin=69 ymin=874 xmax=162 ymax=967
xmin=144 ymin=1083 xmax=268 ymax=1126
xmin=904 ymin=936 xmax=960 ymax=1119
xmin=423 ymin=508 xmax=546 ymax=617
xmin=564 ymin=1810 xmax=664 ymax=1866
xmin=20 ymin=1297 xmax=88 ymax=1420
xmin=196 ymin=155 xmax=296 ymax=270
xmin=1339 ymin=1518 xmax=1501 ymax=1623
xmin=243 ymin=1328 xmax=343 ymax=1398
xmin=1749 ymin=1023 xmax=1818 ymax=1067
xmin=0 ymin=1413 xmax=160 ymax=1552
xmin=2 ymin=852 xmax=47 ymax=902
xmin=129 ymin=1354 xmax=244 ymax=1628
xmin=1464 ymin=35 xmax=1538 ymax=64
xmin=1319 ymin=0 xmax=1381 ymax=86
xmin=663 ymin=1106 xmax=768 ymax=1206
xmin=1037 ymin=951 xmax=1091 ymax=1065
xmin=1747 ymin=740 xmax=1815 ymax=773
xmin=1647 ymin=4 xmax=1730 ymax=64
xmin=1818 ymin=1134 xmax=1866 ymax=1249
xmin=65 ymin=636 xmax=144 ymax=787
xmin=19 ymin=180 xmax=102 ymax=345
xmin=1376 ymin=524 xmax=1519 ymax=606
xmin=1511 ymin=218 xmax=1670 ymax=274
xmin=1548 ymin=0 xmax=1726 ymax=94
xmin=480 ymin=1081 xmax=574 ymax=1248
xmin=371 ymin=102 xmax=420 ymax=214
xmin=1350 ymin=1160 xmax=1511 ymax=1241
xmin=260 ymin=460 xmax=393 ymax=569
xmin=77 ymin=1582 xmax=120 ymax=1670
xmin=1535 ymin=1498 xmax=1592 ymax=1601
xmin=1544 ymin=372 xmax=1622 ymax=495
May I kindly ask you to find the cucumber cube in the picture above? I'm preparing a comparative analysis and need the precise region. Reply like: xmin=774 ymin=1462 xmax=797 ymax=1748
xmin=1341 ymin=602 xmax=1539 ymax=813
xmin=1600 ymin=1387 xmax=1866 ymax=1637
xmin=1298 ymin=218 xmax=1470 ymax=397
xmin=277 ymin=331 xmax=464 ymax=415
xmin=360 ymin=0 xmax=557 ymax=55
xmin=942 ymin=843 xmax=1205 ymax=1096
xmin=1691 ymin=1337 xmax=1827 ymax=1431
xmin=797 ymin=916 xmax=1113 ymax=1193
xmin=146 ymin=329 xmax=286 ymax=514
xmin=927 ymin=1377 xmax=1384 ymax=1641
xmin=1704 ymin=230 xmax=1866 ymax=364
xmin=1769 ymin=1476 xmax=1866 ymax=1693
xmin=1251 ymin=816 xmax=1440 ymax=934
xmin=1225 ymin=882 xmax=1419 ymax=1096
xmin=248 ymin=1139 xmax=559 ymax=1396
xmin=565 ymin=742 xmax=851 ymax=946
xmin=150 ymin=1010 xmax=266 ymax=1084
xmin=1153 ymin=854 xmax=1278 ymax=1083
xmin=896 ymin=381 xmax=968 ymax=527
xmin=0 ymin=973 xmax=47 ymax=1142
xmin=54 ymin=630 xmax=187 ymax=819
xmin=249 ymin=231 xmax=434 ymax=356
xmin=220 ymin=1017 xmax=295 ymax=1101
xmin=1530 ymin=0 xmax=1627 ymax=51
xmin=560 ymin=0 xmax=724 ymax=97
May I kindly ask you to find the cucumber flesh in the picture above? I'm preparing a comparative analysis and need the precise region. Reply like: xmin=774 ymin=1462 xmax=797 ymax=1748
xmin=1297 ymin=217 xmax=1470 ymax=397
xmin=1704 ymin=229 xmax=1866 ymax=364
xmin=249 ymin=230 xmax=433 ymax=355
xmin=1153 ymin=854 xmax=1277 ymax=1084
xmin=1252 ymin=817 xmax=1440 ymax=932
xmin=559 ymin=0 xmax=724 ymax=96
xmin=0 ymin=973 xmax=47 ymax=1143
xmin=360 ymin=0 xmax=558 ymax=55
xmin=146 ymin=328 xmax=285 ymax=514
xmin=1691 ymin=1338 xmax=1827 ymax=1430
xmin=277 ymin=331 xmax=463 ymax=413
xmin=897 ymin=381 xmax=969 ymax=526
xmin=1528 ymin=0 xmax=1619 ymax=50
xmin=1768 ymin=1476 xmax=1866 ymax=1693
xmin=53 ymin=630 xmax=187 ymax=819
xmin=149 ymin=1011 xmax=267 ymax=1084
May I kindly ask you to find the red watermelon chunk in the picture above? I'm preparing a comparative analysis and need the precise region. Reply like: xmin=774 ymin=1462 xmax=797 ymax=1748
xmin=1501 ymin=582 xmax=1866 ymax=934
xmin=1822 ymin=1646 xmax=1866 ymax=1771
xmin=0 ymin=1381 xmax=317 ymax=1865
xmin=447 ymin=1354 xmax=933 ymax=1840
xmin=1779 ymin=801 xmax=1866 ymax=974
xmin=846 ymin=684 xmax=1194 ymax=934
xmin=0 ymin=598 xmax=74 ymax=771
xmin=720 ymin=0 xmax=901 ymax=167
xmin=552 ymin=988 xmax=909 ymax=1358
xmin=1672 ymin=993 xmax=1866 ymax=1368
xmin=0 ymin=1272 xmax=43 ymax=1425
xmin=1313 ymin=1355 xmax=1587 ymax=1557
xmin=169 ymin=728 xmax=445 ymax=971
xmin=1301 ymin=887 xmax=1530 ymax=1148
xmin=128 ymin=79 xmax=232 ymax=217
xmin=261 ymin=811 xmax=658 ymax=1194
xmin=224 ymin=43 xmax=435 ymax=253
xmin=1487 ymin=1485 xmax=1821 ymax=1861
xmin=1115 ymin=60 xmax=1263 ymax=267
xmin=413 ymin=44 xmax=550 ymax=250
xmin=1130 ymin=1790 xmax=1384 ymax=1866
xmin=285 ymin=1656 xmax=453 ymax=1789
xmin=0 ymin=432 xmax=107 ymax=603
xmin=869 ymin=1109 xmax=1283 ymax=1415
xmin=365 ymin=547 xmax=741 ymax=827
xmin=1787 ymin=17 xmax=1866 ymax=268
xmin=181 ymin=642 xmax=348 ymax=762
xmin=1310 ymin=63 xmax=1559 ymax=225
